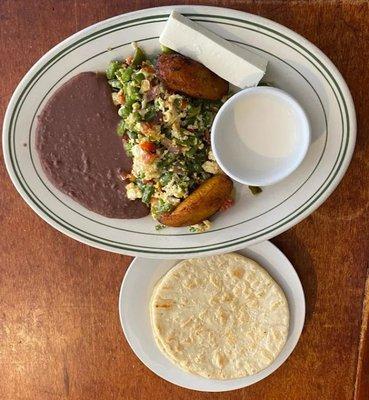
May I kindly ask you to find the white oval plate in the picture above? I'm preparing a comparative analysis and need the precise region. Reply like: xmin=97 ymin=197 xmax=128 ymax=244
xmin=119 ymin=241 xmax=305 ymax=392
xmin=3 ymin=5 xmax=356 ymax=258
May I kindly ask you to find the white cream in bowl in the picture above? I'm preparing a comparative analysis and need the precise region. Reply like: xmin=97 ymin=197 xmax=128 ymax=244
xmin=211 ymin=87 xmax=310 ymax=186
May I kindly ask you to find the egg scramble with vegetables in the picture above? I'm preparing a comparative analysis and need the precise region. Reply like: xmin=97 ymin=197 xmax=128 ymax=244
xmin=106 ymin=44 xmax=227 ymax=231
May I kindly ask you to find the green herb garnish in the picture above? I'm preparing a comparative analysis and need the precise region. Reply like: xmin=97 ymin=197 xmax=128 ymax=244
xmin=249 ymin=186 xmax=262 ymax=195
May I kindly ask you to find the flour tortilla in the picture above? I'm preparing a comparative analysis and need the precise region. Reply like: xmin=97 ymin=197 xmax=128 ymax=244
xmin=150 ymin=253 xmax=289 ymax=379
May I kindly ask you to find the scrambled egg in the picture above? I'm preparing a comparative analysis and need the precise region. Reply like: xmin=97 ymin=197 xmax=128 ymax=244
xmin=202 ymin=160 xmax=221 ymax=174
xmin=163 ymin=179 xmax=186 ymax=198
xmin=131 ymin=145 xmax=160 ymax=180
xmin=126 ymin=182 xmax=142 ymax=200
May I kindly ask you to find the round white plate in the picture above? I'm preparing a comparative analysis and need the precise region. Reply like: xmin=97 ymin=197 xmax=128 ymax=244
xmin=3 ymin=5 xmax=356 ymax=258
xmin=119 ymin=241 xmax=305 ymax=392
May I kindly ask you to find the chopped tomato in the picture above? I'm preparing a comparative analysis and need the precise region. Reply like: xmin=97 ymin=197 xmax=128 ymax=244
xmin=117 ymin=91 xmax=125 ymax=105
xmin=141 ymin=122 xmax=157 ymax=137
xmin=140 ymin=140 xmax=156 ymax=153
xmin=142 ymin=65 xmax=155 ymax=74
xmin=125 ymin=55 xmax=133 ymax=65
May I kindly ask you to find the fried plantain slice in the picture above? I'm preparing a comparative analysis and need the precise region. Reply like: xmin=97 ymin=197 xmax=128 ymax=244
xmin=156 ymin=53 xmax=229 ymax=100
xmin=158 ymin=175 xmax=233 ymax=227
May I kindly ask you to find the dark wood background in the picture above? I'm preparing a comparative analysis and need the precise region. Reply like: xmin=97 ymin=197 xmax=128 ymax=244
xmin=1 ymin=1 xmax=368 ymax=399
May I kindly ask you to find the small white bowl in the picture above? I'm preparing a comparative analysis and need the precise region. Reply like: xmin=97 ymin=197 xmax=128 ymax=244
xmin=211 ymin=87 xmax=310 ymax=186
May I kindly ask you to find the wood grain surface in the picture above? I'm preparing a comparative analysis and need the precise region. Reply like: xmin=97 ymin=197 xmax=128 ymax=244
xmin=1 ymin=1 xmax=368 ymax=399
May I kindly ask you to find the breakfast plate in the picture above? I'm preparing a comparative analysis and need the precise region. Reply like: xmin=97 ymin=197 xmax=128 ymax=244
xmin=119 ymin=241 xmax=305 ymax=391
xmin=3 ymin=5 xmax=356 ymax=258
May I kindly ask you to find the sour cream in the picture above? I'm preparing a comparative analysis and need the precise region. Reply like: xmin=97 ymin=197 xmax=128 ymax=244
xmin=211 ymin=87 xmax=310 ymax=186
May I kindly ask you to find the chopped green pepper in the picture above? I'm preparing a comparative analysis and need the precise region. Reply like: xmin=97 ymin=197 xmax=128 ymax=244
xmin=144 ymin=107 xmax=157 ymax=121
xmin=160 ymin=44 xmax=173 ymax=54
xmin=106 ymin=60 xmax=121 ymax=80
xmin=118 ymin=104 xmax=132 ymax=118
xmin=203 ymin=111 xmax=214 ymax=126
xmin=183 ymin=116 xmax=196 ymax=126
xmin=249 ymin=186 xmax=262 ymax=195
xmin=133 ymin=72 xmax=145 ymax=83
xmin=116 ymin=67 xmax=134 ymax=83
xmin=159 ymin=172 xmax=173 ymax=186
xmin=127 ymin=130 xmax=138 ymax=140
xmin=116 ymin=120 xmax=126 ymax=136
xmin=186 ymin=146 xmax=197 ymax=157
xmin=187 ymin=105 xmax=201 ymax=118
xmin=258 ymin=81 xmax=272 ymax=87
xmin=141 ymin=184 xmax=154 ymax=204
xmin=123 ymin=140 xmax=133 ymax=155
xmin=108 ymin=79 xmax=123 ymax=90
xmin=131 ymin=46 xmax=146 ymax=67
xmin=125 ymin=84 xmax=140 ymax=102
xmin=154 ymin=199 xmax=173 ymax=215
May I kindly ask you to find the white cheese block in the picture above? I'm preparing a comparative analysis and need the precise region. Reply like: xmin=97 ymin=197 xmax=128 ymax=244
xmin=159 ymin=11 xmax=267 ymax=88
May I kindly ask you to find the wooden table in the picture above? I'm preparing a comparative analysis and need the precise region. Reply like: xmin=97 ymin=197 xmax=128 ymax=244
xmin=1 ymin=1 xmax=368 ymax=399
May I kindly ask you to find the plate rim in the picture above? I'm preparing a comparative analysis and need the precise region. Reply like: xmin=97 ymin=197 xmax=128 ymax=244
xmin=118 ymin=240 xmax=306 ymax=392
xmin=2 ymin=5 xmax=357 ymax=258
